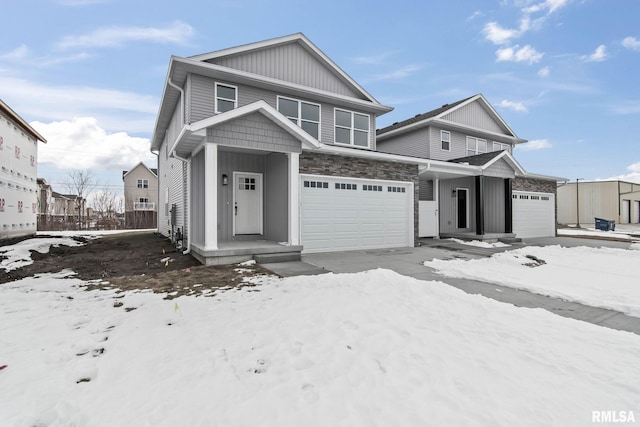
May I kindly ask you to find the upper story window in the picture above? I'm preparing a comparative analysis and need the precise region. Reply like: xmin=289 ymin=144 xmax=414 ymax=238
xmin=137 ymin=179 xmax=149 ymax=189
xmin=441 ymin=130 xmax=451 ymax=151
xmin=334 ymin=109 xmax=370 ymax=148
xmin=492 ymin=142 xmax=510 ymax=153
xmin=466 ymin=136 xmax=487 ymax=156
xmin=277 ymin=96 xmax=321 ymax=140
xmin=215 ymin=83 xmax=237 ymax=113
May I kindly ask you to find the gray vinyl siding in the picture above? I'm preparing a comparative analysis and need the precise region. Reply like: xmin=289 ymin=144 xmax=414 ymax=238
xmin=187 ymin=74 xmax=376 ymax=149
xmin=419 ymin=178 xmax=434 ymax=201
xmin=484 ymin=177 xmax=505 ymax=233
xmin=190 ymin=150 xmax=205 ymax=246
xmin=442 ymin=101 xmax=507 ymax=135
xmin=483 ymin=158 xmax=516 ymax=179
xmin=207 ymin=42 xmax=363 ymax=99
xmin=377 ymin=128 xmax=429 ymax=158
xmin=439 ymin=177 xmax=476 ymax=233
xmin=217 ymin=151 xmax=266 ymax=242
xmin=157 ymin=140 xmax=186 ymax=238
xmin=430 ymin=127 xmax=467 ymax=161
xmin=165 ymin=104 xmax=184 ymax=151
xmin=264 ymin=153 xmax=289 ymax=242
xmin=207 ymin=112 xmax=301 ymax=153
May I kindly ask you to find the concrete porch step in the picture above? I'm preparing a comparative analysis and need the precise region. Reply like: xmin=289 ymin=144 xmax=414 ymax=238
xmin=254 ymin=251 xmax=301 ymax=264
xmin=498 ymin=237 xmax=522 ymax=244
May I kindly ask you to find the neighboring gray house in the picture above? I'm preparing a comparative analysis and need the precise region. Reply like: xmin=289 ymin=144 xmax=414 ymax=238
xmin=150 ymin=34 xmax=562 ymax=265
xmin=557 ymin=180 xmax=640 ymax=226
xmin=376 ymin=94 xmax=565 ymax=240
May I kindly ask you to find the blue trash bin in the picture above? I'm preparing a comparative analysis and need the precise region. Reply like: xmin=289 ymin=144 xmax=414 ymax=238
xmin=594 ymin=217 xmax=615 ymax=231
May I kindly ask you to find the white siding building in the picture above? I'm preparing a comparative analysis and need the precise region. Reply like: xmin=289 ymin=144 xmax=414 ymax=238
xmin=0 ymin=100 xmax=46 ymax=239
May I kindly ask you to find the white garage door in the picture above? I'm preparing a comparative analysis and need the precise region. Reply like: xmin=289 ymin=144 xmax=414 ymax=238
xmin=301 ymin=175 xmax=413 ymax=253
xmin=512 ymin=191 xmax=555 ymax=238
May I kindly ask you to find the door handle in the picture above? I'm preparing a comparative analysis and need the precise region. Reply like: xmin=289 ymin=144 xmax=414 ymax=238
xmin=235 ymin=204 xmax=238 ymax=216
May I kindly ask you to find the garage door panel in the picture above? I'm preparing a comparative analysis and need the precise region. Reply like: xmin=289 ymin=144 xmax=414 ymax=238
xmin=513 ymin=191 xmax=555 ymax=238
xmin=301 ymin=175 xmax=413 ymax=253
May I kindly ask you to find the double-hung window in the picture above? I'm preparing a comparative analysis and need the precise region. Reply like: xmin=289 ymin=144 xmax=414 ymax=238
xmin=466 ymin=136 xmax=487 ymax=156
xmin=137 ymin=179 xmax=149 ymax=189
xmin=334 ymin=109 xmax=370 ymax=148
xmin=277 ymin=96 xmax=321 ymax=139
xmin=215 ymin=83 xmax=237 ymax=113
xmin=441 ymin=130 xmax=451 ymax=151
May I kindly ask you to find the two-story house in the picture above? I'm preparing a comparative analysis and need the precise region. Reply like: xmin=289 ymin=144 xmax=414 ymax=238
xmin=123 ymin=162 xmax=158 ymax=229
xmin=0 ymin=99 xmax=46 ymax=239
xmin=377 ymin=94 xmax=563 ymax=240
xmin=151 ymin=33 xmax=562 ymax=265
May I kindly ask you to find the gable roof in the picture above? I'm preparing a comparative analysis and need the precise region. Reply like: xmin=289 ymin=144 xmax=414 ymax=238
xmin=0 ymin=99 xmax=47 ymax=143
xmin=170 ymin=100 xmax=320 ymax=159
xmin=122 ymin=162 xmax=158 ymax=180
xmin=151 ymin=34 xmax=393 ymax=152
xmin=376 ymin=94 xmax=526 ymax=144
xmin=450 ymin=150 xmax=526 ymax=176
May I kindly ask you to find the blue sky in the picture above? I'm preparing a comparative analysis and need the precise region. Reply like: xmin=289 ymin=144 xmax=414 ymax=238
xmin=2 ymin=0 xmax=640 ymax=197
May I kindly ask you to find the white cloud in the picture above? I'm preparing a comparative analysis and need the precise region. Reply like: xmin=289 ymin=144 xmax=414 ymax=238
xmin=537 ymin=66 xmax=550 ymax=77
xmin=608 ymin=162 xmax=640 ymax=183
xmin=0 ymin=76 xmax=157 ymax=134
xmin=0 ymin=45 xmax=30 ymax=61
xmin=582 ymin=45 xmax=607 ymax=62
xmin=516 ymin=138 xmax=552 ymax=151
xmin=32 ymin=117 xmax=155 ymax=171
xmin=523 ymin=0 xmax=569 ymax=15
xmin=622 ymin=36 xmax=640 ymax=51
xmin=56 ymin=21 xmax=194 ymax=50
xmin=466 ymin=10 xmax=484 ymax=22
xmin=352 ymin=52 xmax=394 ymax=65
xmin=483 ymin=22 xmax=521 ymax=45
xmin=496 ymin=45 xmax=544 ymax=64
xmin=498 ymin=99 xmax=528 ymax=112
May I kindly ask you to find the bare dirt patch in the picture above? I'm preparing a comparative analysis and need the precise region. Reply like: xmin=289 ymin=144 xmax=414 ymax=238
xmin=0 ymin=231 xmax=276 ymax=298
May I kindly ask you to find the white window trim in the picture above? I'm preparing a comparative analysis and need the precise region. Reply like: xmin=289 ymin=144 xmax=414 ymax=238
xmin=334 ymin=108 xmax=371 ymax=149
xmin=440 ymin=130 xmax=451 ymax=152
xmin=277 ymin=95 xmax=321 ymax=141
xmin=466 ymin=136 xmax=487 ymax=156
xmin=137 ymin=179 xmax=149 ymax=189
xmin=493 ymin=141 xmax=510 ymax=153
xmin=215 ymin=82 xmax=238 ymax=114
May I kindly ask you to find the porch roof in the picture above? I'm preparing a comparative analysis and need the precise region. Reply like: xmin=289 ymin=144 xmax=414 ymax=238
xmin=169 ymin=100 xmax=320 ymax=159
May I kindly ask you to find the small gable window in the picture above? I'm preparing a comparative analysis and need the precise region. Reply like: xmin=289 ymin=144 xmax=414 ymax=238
xmin=215 ymin=83 xmax=237 ymax=113
xmin=334 ymin=109 xmax=370 ymax=148
xmin=277 ymin=96 xmax=321 ymax=140
xmin=466 ymin=136 xmax=487 ymax=156
xmin=441 ymin=130 xmax=451 ymax=151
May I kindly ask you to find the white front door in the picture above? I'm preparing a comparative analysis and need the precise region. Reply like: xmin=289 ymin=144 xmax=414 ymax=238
xmin=233 ymin=172 xmax=262 ymax=235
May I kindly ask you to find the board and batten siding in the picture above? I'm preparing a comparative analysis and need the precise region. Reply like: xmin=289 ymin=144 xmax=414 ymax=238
xmin=483 ymin=158 xmax=516 ymax=179
xmin=439 ymin=177 xmax=476 ymax=233
xmin=206 ymin=42 xmax=363 ymax=99
xmin=188 ymin=74 xmax=376 ymax=149
xmin=483 ymin=177 xmax=506 ymax=233
xmin=264 ymin=153 xmax=289 ymax=242
xmin=442 ymin=101 xmax=506 ymax=135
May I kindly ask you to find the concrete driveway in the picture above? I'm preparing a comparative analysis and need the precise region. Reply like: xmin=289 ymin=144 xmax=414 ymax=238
xmin=264 ymin=236 xmax=640 ymax=335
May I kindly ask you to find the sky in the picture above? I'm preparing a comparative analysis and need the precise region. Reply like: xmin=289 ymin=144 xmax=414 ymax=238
xmin=1 ymin=0 xmax=640 ymax=199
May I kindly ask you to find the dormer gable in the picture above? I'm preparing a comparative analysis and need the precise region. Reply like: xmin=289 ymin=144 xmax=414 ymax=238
xmin=439 ymin=95 xmax=515 ymax=137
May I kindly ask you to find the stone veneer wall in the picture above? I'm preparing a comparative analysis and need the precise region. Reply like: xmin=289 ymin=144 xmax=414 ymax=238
xmin=299 ymin=152 xmax=420 ymax=246
xmin=513 ymin=176 xmax=559 ymax=236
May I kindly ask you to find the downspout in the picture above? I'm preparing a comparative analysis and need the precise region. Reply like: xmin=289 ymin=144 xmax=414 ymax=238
xmin=167 ymin=78 xmax=191 ymax=255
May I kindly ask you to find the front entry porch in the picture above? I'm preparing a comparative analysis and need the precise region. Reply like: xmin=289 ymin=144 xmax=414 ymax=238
xmin=190 ymin=240 xmax=303 ymax=266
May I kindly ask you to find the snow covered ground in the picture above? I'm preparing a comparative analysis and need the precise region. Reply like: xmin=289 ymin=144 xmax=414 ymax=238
xmin=426 ymin=244 xmax=640 ymax=317
xmin=1 ymin=235 xmax=640 ymax=426
xmin=558 ymin=224 xmax=640 ymax=241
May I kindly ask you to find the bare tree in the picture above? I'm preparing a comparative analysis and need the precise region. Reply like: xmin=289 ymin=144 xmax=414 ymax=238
xmin=65 ymin=170 xmax=98 ymax=230
xmin=90 ymin=188 xmax=120 ymax=229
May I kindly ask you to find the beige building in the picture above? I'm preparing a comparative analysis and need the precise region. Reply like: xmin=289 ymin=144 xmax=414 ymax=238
xmin=123 ymin=162 xmax=158 ymax=229
xmin=0 ymin=99 xmax=47 ymax=239
xmin=558 ymin=180 xmax=640 ymax=226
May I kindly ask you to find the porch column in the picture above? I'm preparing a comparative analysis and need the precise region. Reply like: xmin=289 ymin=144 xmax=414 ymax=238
xmin=204 ymin=143 xmax=218 ymax=250
xmin=475 ymin=176 xmax=485 ymax=236
xmin=504 ymin=178 xmax=513 ymax=233
xmin=288 ymin=152 xmax=300 ymax=245
xmin=434 ymin=178 xmax=440 ymax=238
